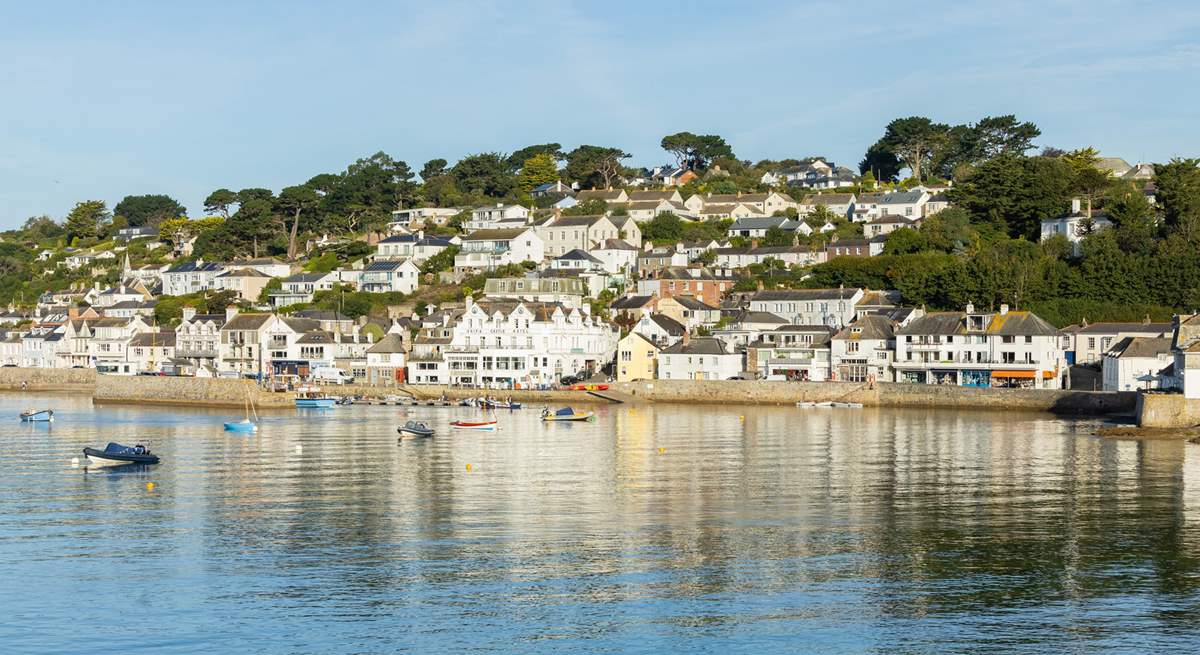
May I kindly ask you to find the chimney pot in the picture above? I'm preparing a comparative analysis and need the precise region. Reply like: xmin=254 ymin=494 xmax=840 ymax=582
xmin=999 ymin=303 xmax=1009 ymax=316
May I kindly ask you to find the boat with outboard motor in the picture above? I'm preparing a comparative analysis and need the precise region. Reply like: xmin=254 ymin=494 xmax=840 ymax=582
xmin=397 ymin=420 xmax=435 ymax=438
xmin=83 ymin=442 xmax=160 ymax=466
xmin=20 ymin=409 xmax=54 ymax=422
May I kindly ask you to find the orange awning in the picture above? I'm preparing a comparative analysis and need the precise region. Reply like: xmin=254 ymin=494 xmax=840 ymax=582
xmin=991 ymin=370 xmax=1035 ymax=378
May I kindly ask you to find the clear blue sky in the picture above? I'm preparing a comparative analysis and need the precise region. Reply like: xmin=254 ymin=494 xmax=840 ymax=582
xmin=1 ymin=1 xmax=1197 ymax=228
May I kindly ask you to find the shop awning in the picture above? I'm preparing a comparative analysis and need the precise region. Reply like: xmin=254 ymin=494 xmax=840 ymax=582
xmin=992 ymin=370 xmax=1035 ymax=378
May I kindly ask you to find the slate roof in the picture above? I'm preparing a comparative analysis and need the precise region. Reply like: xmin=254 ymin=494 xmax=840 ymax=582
xmin=1106 ymin=336 xmax=1172 ymax=359
xmin=292 ymin=310 xmax=352 ymax=322
xmin=751 ymin=289 xmax=857 ymax=302
xmin=730 ymin=217 xmax=798 ymax=230
xmin=877 ymin=191 xmax=926 ymax=205
xmin=670 ymin=295 xmax=718 ymax=311
xmin=217 ymin=267 xmax=271 ymax=278
xmin=128 ymin=332 xmax=177 ymax=347
xmin=367 ymin=333 xmax=406 ymax=354
xmin=611 ymin=295 xmax=655 ymax=310
xmin=1076 ymin=322 xmax=1171 ymax=334
xmin=648 ymin=313 xmax=686 ymax=336
xmin=223 ymin=314 xmax=274 ymax=331
xmin=596 ymin=238 xmax=639 ymax=251
xmin=802 ymin=193 xmax=854 ymax=205
xmin=660 ymin=337 xmax=732 ymax=356
xmin=550 ymin=215 xmax=607 ymax=227
xmin=462 ymin=228 xmax=529 ymax=241
xmin=835 ymin=315 xmax=894 ymax=341
xmin=556 ymin=249 xmax=603 ymax=263
xmin=284 ymin=272 xmax=330 ymax=283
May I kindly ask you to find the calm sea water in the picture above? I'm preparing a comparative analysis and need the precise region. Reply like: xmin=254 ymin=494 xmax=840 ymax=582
xmin=2 ymin=393 xmax=1199 ymax=654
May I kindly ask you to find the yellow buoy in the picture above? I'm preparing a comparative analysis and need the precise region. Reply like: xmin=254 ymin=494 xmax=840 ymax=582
xmin=465 ymin=463 xmax=472 ymax=472
xmin=146 ymin=482 xmax=155 ymax=491
xmin=739 ymin=415 xmax=745 ymax=421
xmin=658 ymin=447 xmax=665 ymax=454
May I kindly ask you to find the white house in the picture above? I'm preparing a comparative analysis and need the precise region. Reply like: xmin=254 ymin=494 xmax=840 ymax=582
xmin=537 ymin=215 xmax=621 ymax=257
xmin=270 ymin=271 xmax=338 ymax=307
xmin=389 ymin=207 xmax=460 ymax=230
xmin=227 ymin=257 xmax=291 ymax=279
xmin=631 ymin=313 xmax=686 ymax=348
xmin=162 ymin=261 xmax=225 ymax=297
xmin=465 ymin=204 xmax=530 ymax=230
xmin=454 ymin=228 xmax=545 ymax=272
xmin=551 ymin=249 xmax=606 ymax=273
xmin=657 ymin=337 xmax=743 ymax=380
xmin=375 ymin=232 xmax=458 ymax=263
xmin=359 ymin=259 xmax=421 ymax=294
xmin=893 ymin=304 xmax=1064 ymax=388
xmin=365 ymin=333 xmax=407 ymax=385
xmin=1169 ymin=314 xmax=1200 ymax=399
xmin=1040 ymin=199 xmax=1114 ymax=253
xmin=590 ymin=238 xmax=640 ymax=274
xmin=831 ymin=315 xmax=896 ymax=383
xmin=748 ymin=288 xmax=865 ymax=328
xmin=1102 ymin=337 xmax=1173 ymax=391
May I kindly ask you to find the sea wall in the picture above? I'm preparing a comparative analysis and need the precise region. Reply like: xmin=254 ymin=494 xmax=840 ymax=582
xmin=93 ymin=375 xmax=295 ymax=409
xmin=1137 ymin=393 xmax=1200 ymax=428
xmin=0 ymin=367 xmax=96 ymax=392
xmin=1 ymin=367 xmax=1139 ymax=416
xmin=611 ymin=380 xmax=1136 ymax=415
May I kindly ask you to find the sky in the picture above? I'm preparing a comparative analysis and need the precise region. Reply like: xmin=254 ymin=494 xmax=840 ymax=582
xmin=0 ymin=0 xmax=1198 ymax=228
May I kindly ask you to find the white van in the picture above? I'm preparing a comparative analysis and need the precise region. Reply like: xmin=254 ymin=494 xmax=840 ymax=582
xmin=312 ymin=367 xmax=355 ymax=385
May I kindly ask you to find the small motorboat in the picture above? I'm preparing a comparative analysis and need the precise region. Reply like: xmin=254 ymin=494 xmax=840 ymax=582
xmin=397 ymin=420 xmax=435 ymax=438
xmin=336 ymin=396 xmax=355 ymax=406
xmin=20 ymin=409 xmax=54 ymax=422
xmin=450 ymin=419 xmax=497 ymax=431
xmin=295 ymin=386 xmax=336 ymax=408
xmin=459 ymin=397 xmax=479 ymax=407
xmin=83 ymin=442 xmax=160 ymax=467
xmin=541 ymin=407 xmax=595 ymax=422
xmin=796 ymin=401 xmax=834 ymax=408
xmin=831 ymin=402 xmax=864 ymax=409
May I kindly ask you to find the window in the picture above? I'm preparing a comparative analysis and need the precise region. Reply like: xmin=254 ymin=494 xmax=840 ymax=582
xmin=621 ymin=350 xmax=631 ymax=362
xmin=1001 ymin=335 xmax=1015 ymax=344
xmin=847 ymin=342 xmax=859 ymax=353
xmin=1002 ymin=352 xmax=1015 ymax=364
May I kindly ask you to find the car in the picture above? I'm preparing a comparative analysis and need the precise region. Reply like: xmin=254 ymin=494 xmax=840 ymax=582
xmin=559 ymin=375 xmax=580 ymax=386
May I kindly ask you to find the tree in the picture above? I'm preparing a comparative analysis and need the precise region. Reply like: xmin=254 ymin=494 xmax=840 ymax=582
xmin=660 ymin=132 xmax=734 ymax=171
xmin=565 ymin=145 xmax=630 ymax=189
xmin=1063 ymin=147 xmax=1112 ymax=218
xmin=563 ymin=199 xmax=607 ymax=216
xmin=761 ymin=226 xmax=793 ymax=247
xmin=276 ymin=185 xmax=320 ymax=259
xmin=868 ymin=116 xmax=950 ymax=182
xmin=420 ymin=245 xmax=459 ymax=274
xmin=64 ymin=200 xmax=109 ymax=243
xmin=1154 ymin=158 xmax=1200 ymax=241
xmin=237 ymin=188 xmax=274 ymax=204
xmin=947 ymin=155 xmax=1072 ymax=239
xmin=420 ymin=158 xmax=448 ymax=180
xmin=451 ymin=152 xmax=517 ymax=197
xmin=639 ymin=212 xmax=684 ymax=243
xmin=506 ymin=143 xmax=563 ymax=170
xmin=204 ymin=189 xmax=238 ymax=218
xmin=858 ymin=142 xmax=903 ymax=182
xmin=517 ymin=154 xmax=559 ymax=192
xmin=113 ymin=194 xmax=186 ymax=227
xmin=323 ymin=152 xmax=418 ymax=232
xmin=21 ymin=215 xmax=63 ymax=241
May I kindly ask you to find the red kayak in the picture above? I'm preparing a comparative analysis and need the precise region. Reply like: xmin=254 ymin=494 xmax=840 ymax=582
xmin=450 ymin=419 xmax=497 ymax=431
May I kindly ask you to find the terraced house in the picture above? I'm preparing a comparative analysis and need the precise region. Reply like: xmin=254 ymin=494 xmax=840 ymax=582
xmin=893 ymin=304 xmax=1064 ymax=388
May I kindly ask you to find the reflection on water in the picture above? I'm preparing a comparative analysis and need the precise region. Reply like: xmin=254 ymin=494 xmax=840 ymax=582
xmin=1 ymin=393 xmax=1199 ymax=654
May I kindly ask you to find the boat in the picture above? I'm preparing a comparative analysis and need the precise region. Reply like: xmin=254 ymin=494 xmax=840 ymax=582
xmin=450 ymin=419 xmax=497 ymax=431
xmin=295 ymin=386 xmax=336 ymax=408
xmin=83 ymin=442 xmax=160 ymax=467
xmin=481 ymin=398 xmax=522 ymax=410
xmin=397 ymin=420 xmax=435 ymax=438
xmin=459 ymin=397 xmax=480 ymax=407
xmin=19 ymin=409 xmax=54 ymax=422
xmin=796 ymin=401 xmax=834 ymax=408
xmin=831 ymin=402 xmax=864 ymax=409
xmin=336 ymin=395 xmax=355 ymax=405
xmin=541 ymin=407 xmax=595 ymax=422
xmin=224 ymin=384 xmax=259 ymax=432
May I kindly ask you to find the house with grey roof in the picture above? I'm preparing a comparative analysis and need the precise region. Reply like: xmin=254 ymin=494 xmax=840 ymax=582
xmin=727 ymin=216 xmax=809 ymax=239
xmin=657 ymin=335 xmax=743 ymax=380
xmin=1102 ymin=336 xmax=1173 ymax=391
xmin=894 ymin=303 xmax=1064 ymax=388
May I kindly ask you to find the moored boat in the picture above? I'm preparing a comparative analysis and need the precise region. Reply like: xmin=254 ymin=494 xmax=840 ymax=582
xmin=397 ymin=420 xmax=435 ymax=438
xmin=223 ymin=419 xmax=258 ymax=433
xmin=541 ymin=407 xmax=595 ymax=422
xmin=481 ymin=399 xmax=522 ymax=410
xmin=83 ymin=442 xmax=160 ymax=467
xmin=19 ymin=409 xmax=54 ymax=422
xmin=295 ymin=386 xmax=336 ymax=408
xmin=450 ymin=419 xmax=497 ymax=431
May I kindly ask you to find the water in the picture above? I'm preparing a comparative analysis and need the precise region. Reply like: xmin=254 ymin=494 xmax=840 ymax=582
xmin=2 ymin=393 xmax=1200 ymax=654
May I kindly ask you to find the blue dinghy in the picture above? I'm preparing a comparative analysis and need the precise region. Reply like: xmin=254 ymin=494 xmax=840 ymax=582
xmin=20 ymin=409 xmax=53 ymax=422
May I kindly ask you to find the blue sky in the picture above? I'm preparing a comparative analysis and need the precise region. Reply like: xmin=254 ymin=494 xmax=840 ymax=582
xmin=1 ymin=0 xmax=1198 ymax=228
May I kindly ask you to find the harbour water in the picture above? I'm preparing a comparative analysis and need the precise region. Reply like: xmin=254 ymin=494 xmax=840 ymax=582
xmin=2 ymin=393 xmax=1200 ymax=653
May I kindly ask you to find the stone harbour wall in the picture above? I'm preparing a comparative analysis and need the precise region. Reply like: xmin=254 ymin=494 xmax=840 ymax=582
xmin=1137 ymin=393 xmax=1200 ymax=428
xmin=93 ymin=374 xmax=295 ymax=409
xmin=611 ymin=380 xmax=1137 ymax=415
xmin=0 ymin=367 xmax=96 ymax=391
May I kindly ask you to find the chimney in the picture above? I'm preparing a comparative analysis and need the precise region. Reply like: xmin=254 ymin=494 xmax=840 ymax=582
xmin=682 ymin=330 xmax=691 ymax=346
xmin=554 ymin=207 xmax=562 ymax=220
xmin=751 ymin=239 xmax=760 ymax=249
xmin=225 ymin=305 xmax=238 ymax=322
xmin=999 ymin=303 xmax=1009 ymax=316
xmin=1071 ymin=198 xmax=1081 ymax=214
xmin=756 ymin=279 xmax=764 ymax=291
xmin=68 ymin=307 xmax=79 ymax=320
xmin=182 ymin=307 xmax=196 ymax=322
xmin=1143 ymin=314 xmax=1151 ymax=324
